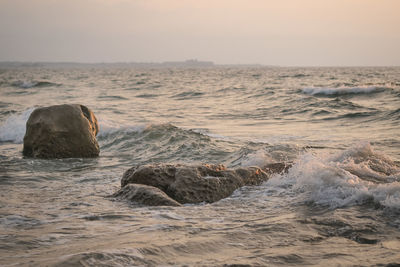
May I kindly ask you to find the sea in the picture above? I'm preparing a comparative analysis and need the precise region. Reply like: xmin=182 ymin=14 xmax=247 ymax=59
xmin=0 ymin=65 xmax=399 ymax=266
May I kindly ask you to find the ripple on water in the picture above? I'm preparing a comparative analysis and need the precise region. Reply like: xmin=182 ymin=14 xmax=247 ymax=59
xmin=0 ymin=215 xmax=43 ymax=229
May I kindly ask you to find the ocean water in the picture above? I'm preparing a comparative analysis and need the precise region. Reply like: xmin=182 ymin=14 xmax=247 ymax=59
xmin=0 ymin=66 xmax=400 ymax=266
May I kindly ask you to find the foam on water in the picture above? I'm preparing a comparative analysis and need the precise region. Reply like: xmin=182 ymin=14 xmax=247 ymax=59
xmin=12 ymin=80 xmax=39 ymax=88
xmin=241 ymin=149 xmax=275 ymax=167
xmin=0 ymin=108 xmax=34 ymax=143
xmin=11 ymin=80 xmax=59 ymax=88
xmin=190 ymin=128 xmax=230 ymax=140
xmin=302 ymin=86 xmax=388 ymax=95
xmin=266 ymin=142 xmax=400 ymax=209
xmin=97 ymin=117 xmax=145 ymax=138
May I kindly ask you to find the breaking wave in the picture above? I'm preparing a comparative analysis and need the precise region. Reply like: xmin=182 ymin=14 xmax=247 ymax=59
xmin=0 ymin=108 xmax=34 ymax=143
xmin=266 ymin=142 xmax=400 ymax=210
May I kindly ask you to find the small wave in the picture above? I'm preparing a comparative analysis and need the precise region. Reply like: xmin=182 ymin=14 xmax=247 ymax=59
xmin=190 ymin=128 xmax=230 ymax=140
xmin=0 ymin=108 xmax=34 ymax=143
xmin=302 ymin=86 xmax=388 ymax=96
xmin=267 ymin=142 xmax=400 ymax=210
xmin=97 ymin=123 xmax=231 ymax=164
xmin=97 ymin=95 xmax=129 ymax=100
xmin=135 ymin=93 xmax=159 ymax=98
xmin=321 ymin=111 xmax=379 ymax=121
xmin=58 ymin=249 xmax=148 ymax=266
xmin=97 ymin=119 xmax=145 ymax=138
xmin=216 ymin=86 xmax=246 ymax=93
xmin=172 ymin=91 xmax=205 ymax=99
xmin=387 ymin=108 xmax=400 ymax=121
xmin=279 ymin=73 xmax=310 ymax=79
xmin=0 ymin=101 xmax=11 ymax=109
xmin=0 ymin=214 xmax=42 ymax=228
xmin=11 ymin=80 xmax=59 ymax=88
xmin=293 ymin=73 xmax=310 ymax=78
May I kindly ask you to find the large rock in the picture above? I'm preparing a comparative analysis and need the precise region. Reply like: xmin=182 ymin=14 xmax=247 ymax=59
xmin=121 ymin=164 xmax=270 ymax=204
xmin=113 ymin=184 xmax=181 ymax=207
xmin=23 ymin=104 xmax=99 ymax=158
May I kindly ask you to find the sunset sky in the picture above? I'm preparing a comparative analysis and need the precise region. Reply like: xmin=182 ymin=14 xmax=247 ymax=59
xmin=1 ymin=0 xmax=399 ymax=66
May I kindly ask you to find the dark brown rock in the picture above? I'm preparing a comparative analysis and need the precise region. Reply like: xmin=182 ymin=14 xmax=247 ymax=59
xmin=113 ymin=184 xmax=181 ymax=207
xmin=23 ymin=104 xmax=99 ymax=158
xmin=121 ymin=164 xmax=270 ymax=204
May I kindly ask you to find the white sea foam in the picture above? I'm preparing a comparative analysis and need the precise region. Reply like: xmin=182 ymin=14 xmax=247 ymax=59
xmin=12 ymin=80 xmax=39 ymax=88
xmin=241 ymin=149 xmax=275 ymax=168
xmin=302 ymin=86 xmax=386 ymax=95
xmin=190 ymin=128 xmax=230 ymax=140
xmin=97 ymin=118 xmax=145 ymax=137
xmin=266 ymin=142 xmax=400 ymax=209
xmin=0 ymin=108 xmax=34 ymax=143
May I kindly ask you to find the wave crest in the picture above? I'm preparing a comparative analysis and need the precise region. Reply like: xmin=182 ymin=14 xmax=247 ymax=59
xmin=11 ymin=80 xmax=60 ymax=88
xmin=267 ymin=142 xmax=400 ymax=209
xmin=302 ymin=86 xmax=389 ymax=96
xmin=0 ymin=108 xmax=34 ymax=143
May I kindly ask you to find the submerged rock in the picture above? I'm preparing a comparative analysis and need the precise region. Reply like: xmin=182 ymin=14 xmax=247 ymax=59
xmin=121 ymin=164 xmax=270 ymax=204
xmin=23 ymin=104 xmax=99 ymax=158
xmin=113 ymin=184 xmax=181 ymax=207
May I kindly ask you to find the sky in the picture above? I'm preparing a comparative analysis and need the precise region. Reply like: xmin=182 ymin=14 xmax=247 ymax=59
xmin=0 ymin=0 xmax=399 ymax=66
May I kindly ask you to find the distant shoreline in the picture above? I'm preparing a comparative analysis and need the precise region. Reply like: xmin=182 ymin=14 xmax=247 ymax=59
xmin=0 ymin=60 xmax=273 ymax=69
xmin=0 ymin=60 xmax=265 ymax=69
xmin=0 ymin=61 xmax=397 ymax=69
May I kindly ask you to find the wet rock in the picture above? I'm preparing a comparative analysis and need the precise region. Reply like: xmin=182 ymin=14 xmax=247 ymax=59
xmin=23 ymin=104 xmax=99 ymax=158
xmin=121 ymin=164 xmax=270 ymax=204
xmin=113 ymin=184 xmax=181 ymax=207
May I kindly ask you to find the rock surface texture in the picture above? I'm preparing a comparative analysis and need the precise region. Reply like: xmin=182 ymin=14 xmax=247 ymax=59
xmin=113 ymin=184 xmax=181 ymax=207
xmin=121 ymin=164 xmax=270 ymax=204
xmin=23 ymin=104 xmax=99 ymax=158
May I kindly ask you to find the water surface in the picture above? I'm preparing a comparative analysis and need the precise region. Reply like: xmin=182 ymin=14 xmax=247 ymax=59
xmin=1 ymin=66 xmax=400 ymax=266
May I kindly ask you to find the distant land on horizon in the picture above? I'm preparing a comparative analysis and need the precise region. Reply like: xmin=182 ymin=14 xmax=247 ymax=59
xmin=0 ymin=60 xmax=267 ymax=69
xmin=1 ymin=61 xmax=398 ymax=69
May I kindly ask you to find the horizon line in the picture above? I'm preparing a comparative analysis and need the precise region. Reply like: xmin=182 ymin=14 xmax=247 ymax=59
xmin=0 ymin=60 xmax=399 ymax=68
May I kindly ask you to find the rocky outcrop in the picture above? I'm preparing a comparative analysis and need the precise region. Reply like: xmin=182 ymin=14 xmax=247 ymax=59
xmin=121 ymin=164 xmax=270 ymax=204
xmin=113 ymin=184 xmax=181 ymax=207
xmin=23 ymin=104 xmax=99 ymax=158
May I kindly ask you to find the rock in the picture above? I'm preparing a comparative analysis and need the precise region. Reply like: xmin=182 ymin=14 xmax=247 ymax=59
xmin=23 ymin=104 xmax=99 ymax=158
xmin=121 ymin=164 xmax=270 ymax=204
xmin=113 ymin=184 xmax=181 ymax=207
